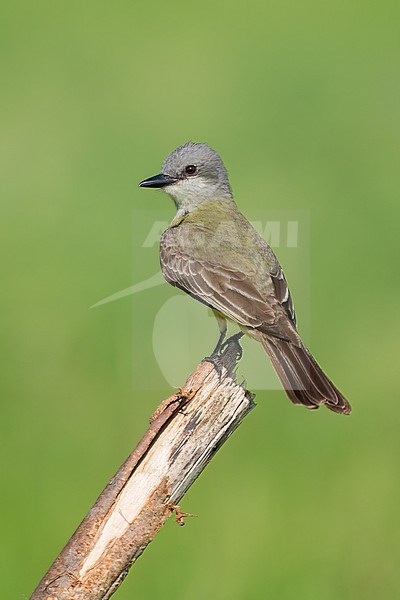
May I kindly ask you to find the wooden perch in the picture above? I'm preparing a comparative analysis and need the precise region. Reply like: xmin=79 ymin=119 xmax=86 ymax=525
xmin=31 ymin=343 xmax=256 ymax=600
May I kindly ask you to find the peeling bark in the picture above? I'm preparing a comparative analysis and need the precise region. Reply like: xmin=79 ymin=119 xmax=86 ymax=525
xmin=31 ymin=344 xmax=255 ymax=600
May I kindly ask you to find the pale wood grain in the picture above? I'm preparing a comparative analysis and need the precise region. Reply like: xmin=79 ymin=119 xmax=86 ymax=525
xmin=31 ymin=343 xmax=255 ymax=600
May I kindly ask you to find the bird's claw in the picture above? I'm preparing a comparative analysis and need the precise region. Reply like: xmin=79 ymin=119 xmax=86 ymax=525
xmin=220 ymin=332 xmax=244 ymax=361
xmin=202 ymin=353 xmax=224 ymax=378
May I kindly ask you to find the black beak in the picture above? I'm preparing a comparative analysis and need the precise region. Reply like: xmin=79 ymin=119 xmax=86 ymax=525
xmin=139 ymin=173 xmax=177 ymax=188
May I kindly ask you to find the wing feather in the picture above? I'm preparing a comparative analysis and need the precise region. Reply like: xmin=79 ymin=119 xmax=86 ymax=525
xmin=160 ymin=232 xmax=298 ymax=343
xmin=270 ymin=265 xmax=296 ymax=326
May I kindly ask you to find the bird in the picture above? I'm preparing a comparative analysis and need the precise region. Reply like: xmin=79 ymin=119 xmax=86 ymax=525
xmin=139 ymin=142 xmax=351 ymax=415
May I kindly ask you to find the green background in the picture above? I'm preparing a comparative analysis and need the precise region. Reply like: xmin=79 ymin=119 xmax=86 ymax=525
xmin=1 ymin=2 xmax=399 ymax=598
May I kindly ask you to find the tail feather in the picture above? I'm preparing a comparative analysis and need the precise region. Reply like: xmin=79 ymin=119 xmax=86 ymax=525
xmin=260 ymin=335 xmax=351 ymax=415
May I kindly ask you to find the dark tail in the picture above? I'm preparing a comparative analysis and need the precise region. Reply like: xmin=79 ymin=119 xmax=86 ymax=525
xmin=260 ymin=335 xmax=351 ymax=415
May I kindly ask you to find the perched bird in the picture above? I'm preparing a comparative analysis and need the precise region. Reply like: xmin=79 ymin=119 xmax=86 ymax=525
xmin=139 ymin=142 xmax=351 ymax=415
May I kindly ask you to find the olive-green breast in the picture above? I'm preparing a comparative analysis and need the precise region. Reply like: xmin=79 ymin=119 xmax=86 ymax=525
xmin=169 ymin=199 xmax=279 ymax=293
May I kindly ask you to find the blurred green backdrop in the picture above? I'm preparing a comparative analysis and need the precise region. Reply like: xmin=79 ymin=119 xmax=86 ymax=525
xmin=1 ymin=1 xmax=399 ymax=598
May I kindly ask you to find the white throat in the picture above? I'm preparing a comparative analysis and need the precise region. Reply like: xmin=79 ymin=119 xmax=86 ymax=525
xmin=164 ymin=178 xmax=232 ymax=216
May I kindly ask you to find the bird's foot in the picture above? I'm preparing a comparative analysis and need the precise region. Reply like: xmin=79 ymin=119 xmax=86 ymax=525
xmin=168 ymin=504 xmax=197 ymax=526
xmin=209 ymin=329 xmax=227 ymax=358
xmin=220 ymin=332 xmax=244 ymax=361
xmin=202 ymin=353 xmax=224 ymax=378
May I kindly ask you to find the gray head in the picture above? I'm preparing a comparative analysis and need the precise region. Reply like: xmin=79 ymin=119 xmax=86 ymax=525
xmin=139 ymin=142 xmax=233 ymax=213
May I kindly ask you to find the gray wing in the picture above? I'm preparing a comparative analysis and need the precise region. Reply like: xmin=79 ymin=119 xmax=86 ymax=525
xmin=160 ymin=231 xmax=299 ymax=344
xmin=270 ymin=264 xmax=296 ymax=326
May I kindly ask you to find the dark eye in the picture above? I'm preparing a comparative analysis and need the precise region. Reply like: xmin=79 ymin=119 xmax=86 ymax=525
xmin=185 ymin=165 xmax=197 ymax=175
